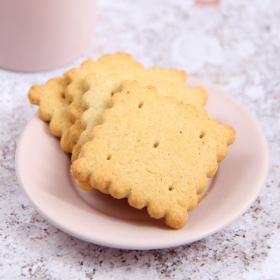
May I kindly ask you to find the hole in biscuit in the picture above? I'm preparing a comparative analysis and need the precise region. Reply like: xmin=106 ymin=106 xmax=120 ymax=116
xmin=169 ymin=185 xmax=174 ymax=191
xmin=138 ymin=102 xmax=144 ymax=108
xmin=199 ymin=132 xmax=206 ymax=139
xmin=111 ymin=91 xmax=115 ymax=97
xmin=107 ymin=154 xmax=112 ymax=160
xmin=153 ymin=141 xmax=159 ymax=148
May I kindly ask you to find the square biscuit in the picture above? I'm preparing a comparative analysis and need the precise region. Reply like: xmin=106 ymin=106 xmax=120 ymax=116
xmin=71 ymin=81 xmax=236 ymax=229
xmin=28 ymin=60 xmax=96 ymax=153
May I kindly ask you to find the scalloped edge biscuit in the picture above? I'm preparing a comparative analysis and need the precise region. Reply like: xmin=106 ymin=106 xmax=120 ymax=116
xmin=28 ymin=60 xmax=96 ymax=153
xmin=71 ymin=81 xmax=236 ymax=229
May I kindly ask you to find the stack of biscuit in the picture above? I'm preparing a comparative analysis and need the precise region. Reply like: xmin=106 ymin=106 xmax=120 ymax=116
xmin=28 ymin=52 xmax=235 ymax=229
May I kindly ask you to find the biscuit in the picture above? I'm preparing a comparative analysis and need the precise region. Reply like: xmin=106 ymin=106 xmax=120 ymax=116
xmin=71 ymin=81 xmax=236 ymax=229
xmin=68 ymin=52 xmax=208 ymax=161
xmin=28 ymin=60 xmax=96 ymax=153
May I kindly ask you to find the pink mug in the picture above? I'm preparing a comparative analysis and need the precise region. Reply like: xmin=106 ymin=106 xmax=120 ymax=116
xmin=0 ymin=0 xmax=97 ymax=72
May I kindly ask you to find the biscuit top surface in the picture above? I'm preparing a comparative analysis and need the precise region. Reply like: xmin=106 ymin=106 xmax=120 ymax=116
xmin=71 ymin=81 xmax=236 ymax=229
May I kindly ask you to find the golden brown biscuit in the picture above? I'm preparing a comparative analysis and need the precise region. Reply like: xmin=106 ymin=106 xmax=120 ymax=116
xmin=28 ymin=60 xmax=96 ymax=153
xmin=71 ymin=81 xmax=236 ymax=229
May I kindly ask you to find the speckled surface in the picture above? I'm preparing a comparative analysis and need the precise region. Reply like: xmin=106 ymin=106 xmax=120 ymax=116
xmin=0 ymin=0 xmax=279 ymax=279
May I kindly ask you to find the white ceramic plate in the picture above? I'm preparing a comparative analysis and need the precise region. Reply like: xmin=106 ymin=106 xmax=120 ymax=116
xmin=16 ymin=78 xmax=269 ymax=250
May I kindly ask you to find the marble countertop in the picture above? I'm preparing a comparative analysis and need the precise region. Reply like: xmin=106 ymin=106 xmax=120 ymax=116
xmin=1 ymin=0 xmax=279 ymax=279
